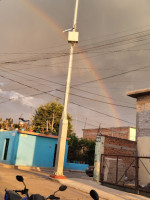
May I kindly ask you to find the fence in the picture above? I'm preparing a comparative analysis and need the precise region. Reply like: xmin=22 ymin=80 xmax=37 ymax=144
xmin=100 ymin=154 xmax=150 ymax=193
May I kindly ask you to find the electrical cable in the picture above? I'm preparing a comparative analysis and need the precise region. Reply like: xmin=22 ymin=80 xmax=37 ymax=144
xmin=1 ymin=28 xmax=150 ymax=68
xmin=56 ymin=89 xmax=135 ymax=109
xmin=0 ymin=66 xmax=136 ymax=106
xmin=72 ymin=118 xmax=98 ymax=128
xmin=72 ymin=64 xmax=150 ymax=87
xmin=0 ymin=72 xmax=135 ymax=125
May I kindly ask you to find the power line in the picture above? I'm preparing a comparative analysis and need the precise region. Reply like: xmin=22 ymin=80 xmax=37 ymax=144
xmin=3 ymin=47 xmax=150 ymax=80
xmin=0 ymin=60 xmax=144 ymax=108
xmin=70 ymin=102 xmax=135 ymax=125
xmin=1 ymin=32 xmax=150 ymax=76
xmin=72 ymin=118 xmax=98 ymax=128
xmin=71 ymin=87 xmax=135 ymax=106
xmin=1 ymin=28 xmax=150 ymax=68
xmin=0 ymin=66 xmax=136 ymax=106
xmin=45 ymin=93 xmax=135 ymax=126
xmin=72 ymin=64 xmax=150 ymax=87
xmin=1 ymin=26 xmax=150 ymax=56
xmin=76 ymin=29 xmax=150 ymax=53
xmin=0 ymin=68 xmax=65 ymax=87
xmin=0 ymin=72 xmax=60 ymax=100
xmin=0 ymin=72 xmax=135 ymax=125
xmin=56 ymin=89 xmax=135 ymax=110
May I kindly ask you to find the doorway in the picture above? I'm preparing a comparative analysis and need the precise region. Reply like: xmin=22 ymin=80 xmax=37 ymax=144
xmin=3 ymin=138 xmax=10 ymax=160
xmin=53 ymin=144 xmax=57 ymax=167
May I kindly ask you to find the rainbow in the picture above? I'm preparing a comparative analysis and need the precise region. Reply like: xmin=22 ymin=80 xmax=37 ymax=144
xmin=21 ymin=0 xmax=121 ymax=127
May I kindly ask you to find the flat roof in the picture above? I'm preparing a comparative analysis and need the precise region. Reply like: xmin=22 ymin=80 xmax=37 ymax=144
xmin=18 ymin=131 xmax=70 ymax=140
xmin=127 ymin=88 xmax=150 ymax=98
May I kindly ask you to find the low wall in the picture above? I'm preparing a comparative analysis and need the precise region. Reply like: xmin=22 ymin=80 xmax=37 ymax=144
xmin=64 ymin=163 xmax=89 ymax=171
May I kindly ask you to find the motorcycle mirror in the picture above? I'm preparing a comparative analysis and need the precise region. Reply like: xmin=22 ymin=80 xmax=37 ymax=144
xmin=16 ymin=175 xmax=24 ymax=182
xmin=90 ymin=190 xmax=99 ymax=200
xmin=59 ymin=185 xmax=67 ymax=191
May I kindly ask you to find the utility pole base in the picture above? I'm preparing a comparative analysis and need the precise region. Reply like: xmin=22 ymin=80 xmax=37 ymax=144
xmin=49 ymin=174 xmax=67 ymax=179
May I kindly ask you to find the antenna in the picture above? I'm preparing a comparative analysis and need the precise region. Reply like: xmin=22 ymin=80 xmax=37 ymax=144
xmin=97 ymin=124 xmax=101 ymax=136
xmin=62 ymin=28 xmax=74 ymax=33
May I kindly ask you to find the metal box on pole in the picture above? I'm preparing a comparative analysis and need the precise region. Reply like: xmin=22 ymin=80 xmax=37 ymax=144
xmin=68 ymin=31 xmax=79 ymax=43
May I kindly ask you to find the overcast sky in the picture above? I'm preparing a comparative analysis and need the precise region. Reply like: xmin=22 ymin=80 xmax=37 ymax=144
xmin=0 ymin=0 xmax=150 ymax=136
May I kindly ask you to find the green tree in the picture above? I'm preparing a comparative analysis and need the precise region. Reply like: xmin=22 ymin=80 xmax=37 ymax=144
xmin=68 ymin=133 xmax=95 ymax=165
xmin=32 ymin=101 xmax=73 ymax=135
xmin=67 ymin=133 xmax=81 ymax=161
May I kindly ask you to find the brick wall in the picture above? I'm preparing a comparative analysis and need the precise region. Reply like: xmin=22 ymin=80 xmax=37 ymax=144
xmin=83 ymin=129 xmax=98 ymax=140
xmin=83 ymin=127 xmax=130 ymax=141
xmin=102 ymin=136 xmax=137 ymax=184
xmin=104 ymin=136 xmax=136 ymax=156
xmin=137 ymin=95 xmax=150 ymax=137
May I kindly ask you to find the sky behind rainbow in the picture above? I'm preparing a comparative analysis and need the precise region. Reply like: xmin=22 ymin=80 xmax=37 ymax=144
xmin=1 ymin=0 xmax=150 ymax=135
xmin=21 ymin=0 xmax=121 ymax=127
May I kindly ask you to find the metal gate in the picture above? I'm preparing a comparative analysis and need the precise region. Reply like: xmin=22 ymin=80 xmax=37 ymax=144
xmin=100 ymin=154 xmax=150 ymax=193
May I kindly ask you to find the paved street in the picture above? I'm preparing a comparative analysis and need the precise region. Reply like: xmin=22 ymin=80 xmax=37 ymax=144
xmin=1 ymin=165 xmax=150 ymax=200
xmin=0 ymin=166 xmax=93 ymax=200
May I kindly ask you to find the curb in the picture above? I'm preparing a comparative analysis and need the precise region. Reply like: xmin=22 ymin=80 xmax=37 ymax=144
xmin=48 ymin=178 xmax=150 ymax=200
xmin=0 ymin=163 xmax=15 ymax=169
xmin=67 ymin=169 xmax=85 ymax=173
xmin=0 ymin=163 xmax=41 ymax=171
xmin=49 ymin=176 xmax=60 ymax=183
xmin=0 ymin=163 xmax=85 ymax=173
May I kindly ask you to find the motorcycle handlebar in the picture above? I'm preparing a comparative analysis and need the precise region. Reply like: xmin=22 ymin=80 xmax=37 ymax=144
xmin=14 ymin=189 xmax=24 ymax=193
xmin=14 ymin=188 xmax=28 ymax=195
xmin=46 ymin=195 xmax=60 ymax=199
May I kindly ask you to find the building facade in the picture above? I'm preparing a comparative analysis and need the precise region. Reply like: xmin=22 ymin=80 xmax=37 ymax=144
xmin=127 ymin=88 xmax=150 ymax=185
xmin=93 ymin=134 xmax=136 ymax=182
xmin=0 ymin=130 xmax=69 ymax=168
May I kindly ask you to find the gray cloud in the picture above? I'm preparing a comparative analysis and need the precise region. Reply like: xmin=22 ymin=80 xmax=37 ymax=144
xmin=0 ymin=89 xmax=43 ymax=107
xmin=0 ymin=0 xmax=150 ymax=136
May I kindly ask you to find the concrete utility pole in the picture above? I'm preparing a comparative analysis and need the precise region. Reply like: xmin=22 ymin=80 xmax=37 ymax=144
xmin=51 ymin=0 xmax=79 ymax=178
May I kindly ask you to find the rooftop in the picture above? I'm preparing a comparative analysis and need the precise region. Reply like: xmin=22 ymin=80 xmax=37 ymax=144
xmin=18 ymin=131 xmax=70 ymax=140
xmin=82 ymin=126 xmax=135 ymax=131
xmin=127 ymin=88 xmax=150 ymax=98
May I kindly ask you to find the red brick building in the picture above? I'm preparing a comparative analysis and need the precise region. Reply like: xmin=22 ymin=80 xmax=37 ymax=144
xmin=83 ymin=126 xmax=136 ymax=141
xmin=102 ymin=135 xmax=137 ymax=183
xmin=93 ymin=134 xmax=137 ymax=183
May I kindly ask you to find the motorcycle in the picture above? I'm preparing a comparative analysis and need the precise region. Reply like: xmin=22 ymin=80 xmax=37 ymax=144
xmin=4 ymin=175 xmax=99 ymax=200
xmin=5 ymin=175 xmax=29 ymax=200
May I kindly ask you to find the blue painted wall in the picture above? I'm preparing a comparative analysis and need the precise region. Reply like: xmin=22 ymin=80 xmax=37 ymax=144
xmin=64 ymin=163 xmax=89 ymax=171
xmin=0 ymin=131 xmax=19 ymax=165
xmin=15 ymin=133 xmax=68 ymax=168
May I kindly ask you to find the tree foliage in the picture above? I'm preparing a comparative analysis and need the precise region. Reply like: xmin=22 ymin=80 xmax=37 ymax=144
xmin=68 ymin=133 xmax=95 ymax=165
xmin=32 ymin=101 xmax=73 ymax=135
